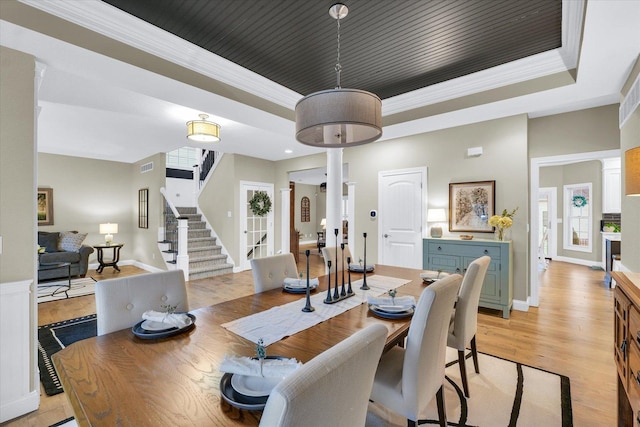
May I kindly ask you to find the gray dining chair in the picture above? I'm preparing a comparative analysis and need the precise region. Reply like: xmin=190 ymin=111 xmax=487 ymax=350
xmin=260 ymin=323 xmax=388 ymax=427
xmin=369 ymin=274 xmax=462 ymax=427
xmin=447 ymin=255 xmax=491 ymax=397
xmin=250 ymin=253 xmax=299 ymax=293
xmin=321 ymin=245 xmax=353 ymax=275
xmin=95 ymin=269 xmax=189 ymax=336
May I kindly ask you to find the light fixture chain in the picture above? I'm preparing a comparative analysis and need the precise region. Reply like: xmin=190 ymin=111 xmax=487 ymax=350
xmin=335 ymin=13 xmax=342 ymax=89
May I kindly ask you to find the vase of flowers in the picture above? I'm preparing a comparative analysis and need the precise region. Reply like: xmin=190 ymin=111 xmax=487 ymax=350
xmin=489 ymin=207 xmax=518 ymax=241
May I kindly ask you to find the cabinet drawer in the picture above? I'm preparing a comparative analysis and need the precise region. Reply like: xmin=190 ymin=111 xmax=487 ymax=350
xmin=428 ymin=254 xmax=461 ymax=273
xmin=427 ymin=242 xmax=501 ymax=259
xmin=629 ymin=341 xmax=640 ymax=405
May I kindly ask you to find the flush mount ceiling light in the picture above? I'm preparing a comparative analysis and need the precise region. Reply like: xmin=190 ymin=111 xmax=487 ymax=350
xmin=295 ymin=3 xmax=382 ymax=148
xmin=186 ymin=114 xmax=220 ymax=142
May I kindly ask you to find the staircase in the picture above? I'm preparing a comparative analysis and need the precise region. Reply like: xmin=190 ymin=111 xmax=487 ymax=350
xmin=165 ymin=207 xmax=233 ymax=280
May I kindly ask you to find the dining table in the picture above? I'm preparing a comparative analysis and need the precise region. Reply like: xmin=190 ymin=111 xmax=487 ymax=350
xmin=52 ymin=264 xmax=431 ymax=426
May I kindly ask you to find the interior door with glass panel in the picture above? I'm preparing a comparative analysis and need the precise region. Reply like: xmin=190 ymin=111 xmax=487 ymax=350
xmin=563 ymin=182 xmax=592 ymax=253
xmin=538 ymin=187 xmax=557 ymax=265
xmin=240 ymin=181 xmax=274 ymax=271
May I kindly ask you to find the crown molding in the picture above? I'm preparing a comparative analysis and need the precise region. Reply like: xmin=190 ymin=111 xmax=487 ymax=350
xmin=19 ymin=0 xmax=584 ymax=117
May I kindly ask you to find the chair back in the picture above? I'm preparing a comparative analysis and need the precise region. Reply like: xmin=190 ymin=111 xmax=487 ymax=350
xmin=260 ymin=324 xmax=388 ymax=427
xmin=449 ymin=256 xmax=491 ymax=349
xmin=250 ymin=253 xmax=299 ymax=293
xmin=402 ymin=274 xmax=462 ymax=414
xmin=320 ymin=245 xmax=353 ymax=274
xmin=95 ymin=270 xmax=189 ymax=336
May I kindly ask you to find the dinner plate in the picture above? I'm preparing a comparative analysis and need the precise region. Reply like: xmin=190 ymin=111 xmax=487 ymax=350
xmin=369 ymin=305 xmax=414 ymax=319
xmin=141 ymin=316 xmax=193 ymax=332
xmin=348 ymin=264 xmax=374 ymax=273
xmin=132 ymin=313 xmax=196 ymax=339
xmin=219 ymin=356 xmax=288 ymax=410
xmin=283 ymin=283 xmax=318 ymax=294
xmin=231 ymin=374 xmax=282 ymax=397
xmin=372 ymin=304 xmax=414 ymax=313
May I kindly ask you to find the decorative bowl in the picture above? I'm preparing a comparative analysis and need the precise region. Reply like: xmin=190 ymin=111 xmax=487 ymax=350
xmin=459 ymin=234 xmax=473 ymax=240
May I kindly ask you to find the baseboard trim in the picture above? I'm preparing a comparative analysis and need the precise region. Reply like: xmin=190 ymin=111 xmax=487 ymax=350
xmin=512 ymin=298 xmax=530 ymax=312
xmin=554 ymin=256 xmax=601 ymax=268
xmin=0 ymin=389 xmax=39 ymax=423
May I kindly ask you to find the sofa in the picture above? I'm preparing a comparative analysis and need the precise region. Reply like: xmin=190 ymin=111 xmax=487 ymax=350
xmin=38 ymin=231 xmax=94 ymax=281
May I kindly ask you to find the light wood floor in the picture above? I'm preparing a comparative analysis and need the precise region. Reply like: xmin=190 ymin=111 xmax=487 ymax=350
xmin=4 ymin=253 xmax=615 ymax=427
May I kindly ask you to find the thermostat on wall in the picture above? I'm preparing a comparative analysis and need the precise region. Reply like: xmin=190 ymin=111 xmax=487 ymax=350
xmin=370 ymin=210 xmax=377 ymax=220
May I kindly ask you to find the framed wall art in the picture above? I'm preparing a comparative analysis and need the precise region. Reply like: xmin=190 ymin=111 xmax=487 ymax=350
xmin=138 ymin=188 xmax=149 ymax=229
xmin=37 ymin=187 xmax=54 ymax=226
xmin=449 ymin=180 xmax=495 ymax=232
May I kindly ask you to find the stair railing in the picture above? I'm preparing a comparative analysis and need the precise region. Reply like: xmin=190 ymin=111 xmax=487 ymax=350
xmin=160 ymin=187 xmax=189 ymax=280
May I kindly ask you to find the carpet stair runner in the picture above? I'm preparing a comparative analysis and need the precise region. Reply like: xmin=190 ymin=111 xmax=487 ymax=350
xmin=165 ymin=207 xmax=233 ymax=280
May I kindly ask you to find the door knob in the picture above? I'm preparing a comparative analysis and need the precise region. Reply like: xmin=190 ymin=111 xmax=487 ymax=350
xmin=384 ymin=234 xmax=391 ymax=238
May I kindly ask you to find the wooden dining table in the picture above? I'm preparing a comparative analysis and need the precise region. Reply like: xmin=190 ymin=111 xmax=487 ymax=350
xmin=53 ymin=265 xmax=429 ymax=426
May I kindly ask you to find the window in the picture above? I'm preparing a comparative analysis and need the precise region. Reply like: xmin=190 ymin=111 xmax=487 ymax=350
xmin=301 ymin=197 xmax=310 ymax=222
xmin=166 ymin=147 xmax=199 ymax=170
xmin=563 ymin=183 xmax=592 ymax=252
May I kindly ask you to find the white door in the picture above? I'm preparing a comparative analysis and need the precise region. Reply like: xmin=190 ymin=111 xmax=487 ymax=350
xmin=378 ymin=168 xmax=426 ymax=268
xmin=240 ymin=181 xmax=274 ymax=271
xmin=538 ymin=187 xmax=557 ymax=262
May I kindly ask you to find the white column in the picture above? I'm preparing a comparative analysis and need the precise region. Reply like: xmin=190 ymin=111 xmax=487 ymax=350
xmin=280 ymin=188 xmax=291 ymax=254
xmin=176 ymin=218 xmax=189 ymax=280
xmin=347 ymin=182 xmax=356 ymax=255
xmin=326 ymin=148 xmax=343 ymax=249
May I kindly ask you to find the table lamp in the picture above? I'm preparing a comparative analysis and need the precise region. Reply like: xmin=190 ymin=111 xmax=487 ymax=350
xmin=99 ymin=223 xmax=118 ymax=245
xmin=427 ymin=209 xmax=446 ymax=238
xmin=320 ymin=218 xmax=326 ymax=229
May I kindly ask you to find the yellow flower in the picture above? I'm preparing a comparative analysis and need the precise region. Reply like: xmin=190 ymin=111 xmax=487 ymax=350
xmin=490 ymin=208 xmax=517 ymax=229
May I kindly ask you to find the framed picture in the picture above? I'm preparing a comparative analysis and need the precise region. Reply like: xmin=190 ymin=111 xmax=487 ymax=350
xmin=449 ymin=180 xmax=495 ymax=232
xmin=138 ymin=188 xmax=149 ymax=229
xmin=37 ymin=187 xmax=54 ymax=226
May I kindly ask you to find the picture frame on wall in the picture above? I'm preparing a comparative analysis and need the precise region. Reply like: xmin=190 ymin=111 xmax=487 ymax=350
xmin=37 ymin=187 xmax=54 ymax=226
xmin=449 ymin=180 xmax=495 ymax=232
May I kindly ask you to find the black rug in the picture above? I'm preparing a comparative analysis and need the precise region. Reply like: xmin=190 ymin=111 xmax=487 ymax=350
xmin=38 ymin=314 xmax=97 ymax=396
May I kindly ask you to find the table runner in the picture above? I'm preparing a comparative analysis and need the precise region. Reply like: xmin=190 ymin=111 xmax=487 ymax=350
xmin=221 ymin=275 xmax=411 ymax=346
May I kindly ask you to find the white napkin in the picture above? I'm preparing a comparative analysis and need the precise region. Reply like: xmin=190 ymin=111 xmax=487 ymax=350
xmin=420 ymin=270 xmax=450 ymax=280
xmin=283 ymin=277 xmax=319 ymax=288
xmin=142 ymin=310 xmax=190 ymax=328
xmin=220 ymin=355 xmax=302 ymax=378
xmin=366 ymin=295 xmax=416 ymax=308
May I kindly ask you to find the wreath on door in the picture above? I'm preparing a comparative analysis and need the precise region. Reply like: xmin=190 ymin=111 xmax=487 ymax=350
xmin=572 ymin=195 xmax=587 ymax=208
xmin=249 ymin=191 xmax=272 ymax=216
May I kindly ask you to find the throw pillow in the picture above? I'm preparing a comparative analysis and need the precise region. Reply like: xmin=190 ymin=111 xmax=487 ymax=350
xmin=38 ymin=232 xmax=60 ymax=253
xmin=59 ymin=231 xmax=87 ymax=253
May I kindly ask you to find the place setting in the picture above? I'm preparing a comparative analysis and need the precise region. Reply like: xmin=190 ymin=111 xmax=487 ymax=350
xmin=132 ymin=307 xmax=196 ymax=339
xmin=282 ymin=276 xmax=319 ymax=294
xmin=219 ymin=339 xmax=302 ymax=410
xmin=367 ymin=289 xmax=416 ymax=319
xmin=420 ymin=269 xmax=450 ymax=285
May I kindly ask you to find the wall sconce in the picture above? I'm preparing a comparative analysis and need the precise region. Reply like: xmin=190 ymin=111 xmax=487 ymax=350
xmin=99 ymin=223 xmax=118 ymax=245
xmin=427 ymin=208 xmax=447 ymax=238
xmin=625 ymin=146 xmax=640 ymax=196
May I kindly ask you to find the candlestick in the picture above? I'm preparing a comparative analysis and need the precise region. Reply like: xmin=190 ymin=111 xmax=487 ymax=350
xmin=325 ymin=260 xmax=333 ymax=303
xmin=334 ymin=228 xmax=339 ymax=300
xmin=347 ymin=256 xmax=353 ymax=294
xmin=360 ymin=232 xmax=370 ymax=290
xmin=340 ymin=243 xmax=346 ymax=296
xmin=302 ymin=250 xmax=314 ymax=312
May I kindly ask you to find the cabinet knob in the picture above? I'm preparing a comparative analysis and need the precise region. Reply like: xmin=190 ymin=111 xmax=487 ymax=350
xmin=437 ymin=246 xmax=442 ymax=251
xmin=455 ymin=268 xmax=461 ymax=274
xmin=484 ymin=249 xmax=489 ymax=255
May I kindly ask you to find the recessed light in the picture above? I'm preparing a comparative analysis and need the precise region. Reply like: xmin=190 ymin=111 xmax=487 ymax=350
xmin=285 ymin=149 xmax=293 ymax=154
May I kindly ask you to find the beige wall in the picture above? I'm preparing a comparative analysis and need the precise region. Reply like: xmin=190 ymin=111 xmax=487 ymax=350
xmin=540 ymin=161 xmax=603 ymax=263
xmin=0 ymin=47 xmax=36 ymax=284
xmin=528 ymin=105 xmax=620 ymax=157
xmin=620 ymin=55 xmax=640 ymax=272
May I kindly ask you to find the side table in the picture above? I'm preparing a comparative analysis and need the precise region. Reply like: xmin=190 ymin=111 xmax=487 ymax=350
xmin=93 ymin=243 xmax=124 ymax=273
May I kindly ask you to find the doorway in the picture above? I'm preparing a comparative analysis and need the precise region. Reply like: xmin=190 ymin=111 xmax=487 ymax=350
xmin=378 ymin=167 xmax=426 ymax=269
xmin=538 ymin=187 xmax=557 ymax=267
xmin=240 ymin=181 xmax=274 ymax=271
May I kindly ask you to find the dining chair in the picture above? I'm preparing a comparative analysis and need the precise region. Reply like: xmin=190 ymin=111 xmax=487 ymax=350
xmin=447 ymin=255 xmax=491 ymax=397
xmin=95 ymin=269 xmax=189 ymax=336
xmin=320 ymin=245 xmax=352 ymax=274
xmin=260 ymin=323 xmax=388 ymax=427
xmin=250 ymin=253 xmax=299 ymax=293
xmin=369 ymin=274 xmax=462 ymax=427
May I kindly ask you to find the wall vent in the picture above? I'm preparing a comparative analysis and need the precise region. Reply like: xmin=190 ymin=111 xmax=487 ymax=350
xmin=620 ymin=72 xmax=640 ymax=129
xmin=140 ymin=161 xmax=154 ymax=174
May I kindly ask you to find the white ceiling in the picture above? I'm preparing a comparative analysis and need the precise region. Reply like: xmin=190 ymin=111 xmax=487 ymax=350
xmin=0 ymin=0 xmax=639 ymax=167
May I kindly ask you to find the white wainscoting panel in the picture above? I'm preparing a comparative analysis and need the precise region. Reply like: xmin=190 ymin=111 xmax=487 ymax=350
xmin=0 ymin=279 xmax=39 ymax=422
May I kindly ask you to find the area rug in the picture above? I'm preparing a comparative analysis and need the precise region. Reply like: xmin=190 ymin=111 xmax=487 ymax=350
xmin=38 ymin=314 xmax=97 ymax=395
xmin=366 ymin=347 xmax=572 ymax=426
xmin=37 ymin=277 xmax=96 ymax=303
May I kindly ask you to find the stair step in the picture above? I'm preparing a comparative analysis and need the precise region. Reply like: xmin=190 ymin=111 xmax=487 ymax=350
xmin=189 ymin=264 xmax=234 ymax=280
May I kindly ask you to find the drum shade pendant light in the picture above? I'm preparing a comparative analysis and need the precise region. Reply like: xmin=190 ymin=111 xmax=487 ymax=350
xmin=186 ymin=114 xmax=220 ymax=142
xmin=295 ymin=3 xmax=382 ymax=148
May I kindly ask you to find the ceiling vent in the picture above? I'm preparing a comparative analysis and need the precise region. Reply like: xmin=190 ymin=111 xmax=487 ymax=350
xmin=620 ymin=73 xmax=639 ymax=129
xmin=140 ymin=161 xmax=154 ymax=174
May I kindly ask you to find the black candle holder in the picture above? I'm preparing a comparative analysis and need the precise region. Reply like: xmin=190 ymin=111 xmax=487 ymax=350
xmin=333 ymin=228 xmax=339 ymax=300
xmin=301 ymin=250 xmax=315 ymax=312
xmin=360 ymin=232 xmax=370 ymax=290
xmin=324 ymin=230 xmax=355 ymax=304
xmin=325 ymin=260 xmax=333 ymax=303
xmin=340 ymin=243 xmax=346 ymax=297
xmin=347 ymin=256 xmax=353 ymax=294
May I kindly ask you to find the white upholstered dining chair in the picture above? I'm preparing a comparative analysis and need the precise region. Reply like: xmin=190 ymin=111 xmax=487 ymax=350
xmin=321 ymin=245 xmax=353 ymax=274
xmin=369 ymin=274 xmax=462 ymax=427
xmin=95 ymin=269 xmax=189 ymax=336
xmin=260 ymin=323 xmax=388 ymax=427
xmin=447 ymin=255 xmax=491 ymax=397
xmin=250 ymin=253 xmax=299 ymax=293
